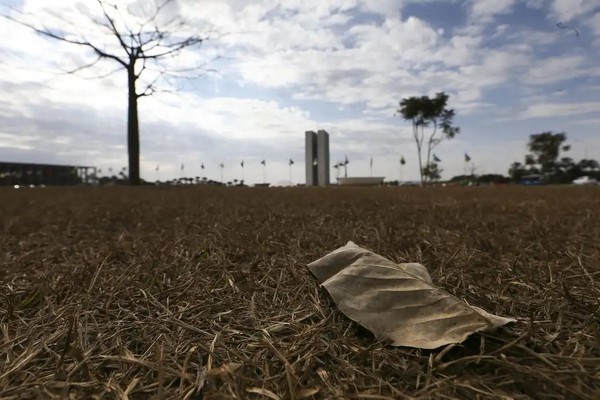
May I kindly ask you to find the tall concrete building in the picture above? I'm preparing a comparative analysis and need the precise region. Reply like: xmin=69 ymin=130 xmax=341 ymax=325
xmin=305 ymin=131 xmax=318 ymax=186
xmin=305 ymin=129 xmax=330 ymax=186
xmin=317 ymin=130 xmax=330 ymax=186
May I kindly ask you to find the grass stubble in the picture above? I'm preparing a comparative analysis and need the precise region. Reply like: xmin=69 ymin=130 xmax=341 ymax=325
xmin=0 ymin=185 xmax=599 ymax=399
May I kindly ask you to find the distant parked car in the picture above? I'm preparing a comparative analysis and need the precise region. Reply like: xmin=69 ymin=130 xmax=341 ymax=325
xmin=572 ymin=176 xmax=599 ymax=185
xmin=519 ymin=174 xmax=541 ymax=185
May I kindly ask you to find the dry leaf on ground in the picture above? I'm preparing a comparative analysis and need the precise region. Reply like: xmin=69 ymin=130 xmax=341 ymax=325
xmin=308 ymin=241 xmax=516 ymax=349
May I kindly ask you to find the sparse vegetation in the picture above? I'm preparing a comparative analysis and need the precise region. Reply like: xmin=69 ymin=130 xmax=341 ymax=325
xmin=396 ymin=92 xmax=460 ymax=186
xmin=1 ymin=185 xmax=600 ymax=399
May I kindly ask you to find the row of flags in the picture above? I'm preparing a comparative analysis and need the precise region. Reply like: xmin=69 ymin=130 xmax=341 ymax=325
xmin=155 ymin=159 xmax=294 ymax=172
xmin=153 ymin=153 xmax=473 ymax=171
xmin=333 ymin=155 xmax=350 ymax=169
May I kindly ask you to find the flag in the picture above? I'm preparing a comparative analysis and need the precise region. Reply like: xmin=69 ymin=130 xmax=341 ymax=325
xmin=465 ymin=153 xmax=471 ymax=162
xmin=400 ymin=156 xmax=406 ymax=165
xmin=261 ymin=160 xmax=266 ymax=166
xmin=289 ymin=158 xmax=294 ymax=166
xmin=155 ymin=164 xmax=159 ymax=171
xmin=241 ymin=160 xmax=244 ymax=168
xmin=370 ymin=157 xmax=373 ymax=168
xmin=344 ymin=154 xmax=349 ymax=165
xmin=201 ymin=163 xmax=205 ymax=170
xmin=181 ymin=163 xmax=184 ymax=171
xmin=433 ymin=154 xmax=441 ymax=163
xmin=333 ymin=163 xmax=339 ymax=169
xmin=220 ymin=163 xmax=224 ymax=168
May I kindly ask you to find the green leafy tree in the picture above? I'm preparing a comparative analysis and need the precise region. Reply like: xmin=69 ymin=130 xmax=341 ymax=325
xmin=527 ymin=132 xmax=569 ymax=178
xmin=396 ymin=92 xmax=460 ymax=185
xmin=508 ymin=162 xmax=528 ymax=181
xmin=422 ymin=162 xmax=443 ymax=182
xmin=509 ymin=132 xmax=600 ymax=183
xmin=477 ymin=174 xmax=510 ymax=184
xmin=578 ymin=159 xmax=600 ymax=172
xmin=4 ymin=1 xmax=213 ymax=185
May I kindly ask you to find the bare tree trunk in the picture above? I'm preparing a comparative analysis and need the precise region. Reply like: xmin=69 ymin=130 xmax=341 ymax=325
xmin=127 ymin=66 xmax=140 ymax=185
xmin=413 ymin=122 xmax=424 ymax=186
xmin=424 ymin=122 xmax=437 ymax=185
xmin=417 ymin=145 xmax=424 ymax=186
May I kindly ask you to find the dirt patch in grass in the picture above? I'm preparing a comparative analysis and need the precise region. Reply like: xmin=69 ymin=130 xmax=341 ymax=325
xmin=1 ymin=185 xmax=599 ymax=399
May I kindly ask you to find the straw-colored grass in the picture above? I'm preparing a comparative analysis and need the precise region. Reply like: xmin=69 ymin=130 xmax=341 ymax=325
xmin=1 ymin=185 xmax=599 ymax=399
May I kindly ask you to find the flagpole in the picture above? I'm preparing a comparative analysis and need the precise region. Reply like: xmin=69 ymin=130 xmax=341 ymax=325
xmin=399 ymin=164 xmax=402 ymax=184
xmin=344 ymin=155 xmax=348 ymax=178
xmin=399 ymin=156 xmax=405 ymax=184
xmin=289 ymin=164 xmax=292 ymax=186
xmin=370 ymin=156 xmax=373 ymax=177
xmin=464 ymin=154 xmax=471 ymax=176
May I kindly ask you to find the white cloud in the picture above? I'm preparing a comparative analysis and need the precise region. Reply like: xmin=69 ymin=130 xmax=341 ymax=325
xmin=360 ymin=0 xmax=400 ymax=18
xmin=520 ymin=101 xmax=600 ymax=118
xmin=523 ymin=55 xmax=600 ymax=85
xmin=468 ymin=0 xmax=517 ymax=21
xmin=586 ymin=11 xmax=600 ymax=36
xmin=575 ymin=117 xmax=600 ymax=125
xmin=550 ymin=0 xmax=598 ymax=22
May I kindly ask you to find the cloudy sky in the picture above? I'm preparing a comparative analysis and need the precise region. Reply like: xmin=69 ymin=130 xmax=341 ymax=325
xmin=1 ymin=0 xmax=599 ymax=185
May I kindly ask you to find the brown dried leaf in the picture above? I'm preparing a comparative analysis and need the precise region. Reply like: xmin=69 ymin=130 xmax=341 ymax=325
xmin=296 ymin=387 xmax=321 ymax=398
xmin=308 ymin=241 xmax=515 ymax=349
xmin=246 ymin=387 xmax=281 ymax=400
xmin=207 ymin=362 xmax=242 ymax=377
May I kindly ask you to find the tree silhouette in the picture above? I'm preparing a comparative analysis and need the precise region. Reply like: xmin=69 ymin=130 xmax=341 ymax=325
xmin=3 ymin=0 xmax=214 ymax=185
xmin=422 ymin=162 xmax=443 ymax=182
xmin=578 ymin=159 xmax=600 ymax=172
xmin=525 ymin=132 xmax=570 ymax=179
xmin=396 ymin=92 xmax=459 ymax=185
xmin=508 ymin=162 xmax=528 ymax=181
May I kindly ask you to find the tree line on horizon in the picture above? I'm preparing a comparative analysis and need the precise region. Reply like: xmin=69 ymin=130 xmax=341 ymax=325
xmin=395 ymin=93 xmax=598 ymax=186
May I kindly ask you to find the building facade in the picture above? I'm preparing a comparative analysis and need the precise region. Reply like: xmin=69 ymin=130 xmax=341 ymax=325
xmin=0 ymin=161 xmax=96 ymax=186
xmin=305 ymin=130 xmax=330 ymax=186
xmin=305 ymin=131 xmax=318 ymax=186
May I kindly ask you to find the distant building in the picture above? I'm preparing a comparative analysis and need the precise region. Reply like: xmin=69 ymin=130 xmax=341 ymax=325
xmin=0 ymin=161 xmax=96 ymax=186
xmin=305 ymin=130 xmax=330 ymax=186
xmin=305 ymin=131 xmax=318 ymax=186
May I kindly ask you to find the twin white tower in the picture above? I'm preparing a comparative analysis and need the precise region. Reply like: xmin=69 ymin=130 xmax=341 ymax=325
xmin=305 ymin=130 xmax=330 ymax=186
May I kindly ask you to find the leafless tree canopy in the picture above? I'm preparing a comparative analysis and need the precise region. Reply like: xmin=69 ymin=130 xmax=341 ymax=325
xmin=2 ymin=0 xmax=218 ymax=185
xmin=6 ymin=0 xmax=214 ymax=96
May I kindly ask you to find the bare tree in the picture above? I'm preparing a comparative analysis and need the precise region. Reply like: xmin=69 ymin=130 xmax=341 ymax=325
xmin=3 ymin=0 xmax=215 ymax=185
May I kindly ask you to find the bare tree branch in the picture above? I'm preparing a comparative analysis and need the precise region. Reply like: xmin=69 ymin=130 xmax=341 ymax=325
xmin=2 ymin=13 xmax=128 ymax=68
xmin=96 ymin=0 xmax=131 ymax=56
xmin=142 ymin=37 xmax=205 ymax=60
xmin=61 ymin=55 xmax=104 ymax=75
xmin=2 ymin=0 xmax=218 ymax=185
xmin=137 ymin=0 xmax=175 ymax=33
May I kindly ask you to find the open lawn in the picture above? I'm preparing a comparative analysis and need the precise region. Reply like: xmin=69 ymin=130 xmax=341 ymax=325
xmin=1 ymin=186 xmax=599 ymax=399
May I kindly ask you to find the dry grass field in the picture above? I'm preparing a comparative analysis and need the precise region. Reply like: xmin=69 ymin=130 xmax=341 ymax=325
xmin=1 ymin=185 xmax=599 ymax=399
